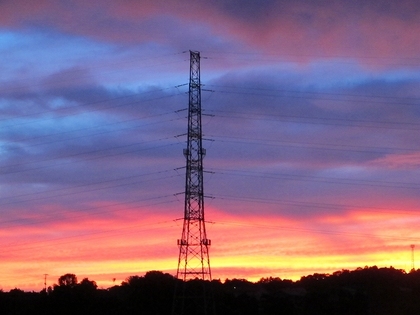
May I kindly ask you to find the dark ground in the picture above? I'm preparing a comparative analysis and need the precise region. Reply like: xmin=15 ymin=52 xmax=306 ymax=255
xmin=2 ymin=266 xmax=420 ymax=315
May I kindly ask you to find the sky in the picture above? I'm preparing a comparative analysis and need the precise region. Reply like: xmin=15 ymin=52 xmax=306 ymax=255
xmin=1 ymin=0 xmax=420 ymax=291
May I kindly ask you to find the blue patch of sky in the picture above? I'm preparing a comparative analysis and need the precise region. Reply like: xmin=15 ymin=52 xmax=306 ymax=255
xmin=376 ymin=69 xmax=420 ymax=83
xmin=48 ymin=97 xmax=78 ymax=110
xmin=92 ymin=44 xmax=190 ymax=90
xmin=0 ymin=140 xmax=9 ymax=156
xmin=46 ymin=110 xmax=114 ymax=132
xmin=302 ymin=59 xmax=420 ymax=91
xmin=0 ymin=29 xmax=113 ymax=82
xmin=0 ymin=106 xmax=112 ymax=144
xmin=298 ymin=60 xmax=371 ymax=90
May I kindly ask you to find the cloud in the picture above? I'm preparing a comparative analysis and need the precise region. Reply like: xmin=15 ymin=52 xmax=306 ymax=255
xmin=371 ymin=152 xmax=420 ymax=169
xmin=0 ymin=0 xmax=420 ymax=291
xmin=2 ymin=0 xmax=419 ymax=65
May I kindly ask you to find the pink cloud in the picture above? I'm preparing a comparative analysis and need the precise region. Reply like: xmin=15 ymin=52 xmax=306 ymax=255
xmin=243 ymin=1 xmax=420 ymax=63
xmin=2 ymin=0 xmax=419 ymax=66
xmin=371 ymin=152 xmax=420 ymax=169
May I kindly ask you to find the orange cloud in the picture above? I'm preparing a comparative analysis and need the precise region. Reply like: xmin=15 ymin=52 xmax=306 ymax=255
xmin=0 ymin=201 xmax=418 ymax=291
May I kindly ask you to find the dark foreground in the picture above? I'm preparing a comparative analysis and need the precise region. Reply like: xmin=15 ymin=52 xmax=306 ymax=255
xmin=2 ymin=266 xmax=420 ymax=315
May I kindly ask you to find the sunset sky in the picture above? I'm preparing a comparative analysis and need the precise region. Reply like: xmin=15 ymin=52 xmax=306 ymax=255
xmin=1 ymin=0 xmax=420 ymax=291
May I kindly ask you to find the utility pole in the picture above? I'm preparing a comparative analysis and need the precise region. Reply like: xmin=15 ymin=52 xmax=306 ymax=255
xmin=43 ymin=274 xmax=48 ymax=292
xmin=411 ymin=244 xmax=415 ymax=271
xmin=173 ymin=50 xmax=212 ymax=315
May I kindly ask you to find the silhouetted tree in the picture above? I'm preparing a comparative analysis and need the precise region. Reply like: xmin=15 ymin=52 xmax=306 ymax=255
xmin=58 ymin=273 xmax=78 ymax=288
xmin=79 ymin=278 xmax=97 ymax=290
xmin=4 ymin=267 xmax=420 ymax=315
xmin=76 ymin=277 xmax=97 ymax=300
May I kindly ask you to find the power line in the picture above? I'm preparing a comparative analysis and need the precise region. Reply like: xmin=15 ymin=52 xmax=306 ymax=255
xmin=0 ymin=138 xmax=181 ymax=176
xmin=214 ymin=194 xmax=419 ymax=216
xmin=1 ymin=85 xmax=187 ymax=128
xmin=206 ymin=84 xmax=420 ymax=103
xmin=0 ymin=172 xmax=181 ymax=207
xmin=0 ymin=219 xmax=179 ymax=254
xmin=213 ymin=220 xmax=420 ymax=243
xmin=208 ymin=167 xmax=420 ymax=190
xmin=0 ymin=195 xmax=179 ymax=229
xmin=4 ymin=110 xmax=180 ymax=145
xmin=0 ymin=168 xmax=179 ymax=204
xmin=0 ymin=52 xmax=188 ymax=94
xmin=203 ymin=51 xmax=420 ymax=66
xmin=5 ymin=115 xmax=183 ymax=152
xmin=208 ymin=109 xmax=420 ymax=131
xmin=208 ymin=134 xmax=419 ymax=154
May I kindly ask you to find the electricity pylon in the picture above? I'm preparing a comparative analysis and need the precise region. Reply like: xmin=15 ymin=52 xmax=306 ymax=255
xmin=173 ymin=50 xmax=212 ymax=315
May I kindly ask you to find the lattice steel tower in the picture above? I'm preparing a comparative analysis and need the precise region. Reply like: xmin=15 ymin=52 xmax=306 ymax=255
xmin=173 ymin=50 xmax=212 ymax=315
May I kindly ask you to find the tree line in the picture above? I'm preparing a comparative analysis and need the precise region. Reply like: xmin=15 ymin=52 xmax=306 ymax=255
xmin=2 ymin=266 xmax=420 ymax=314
